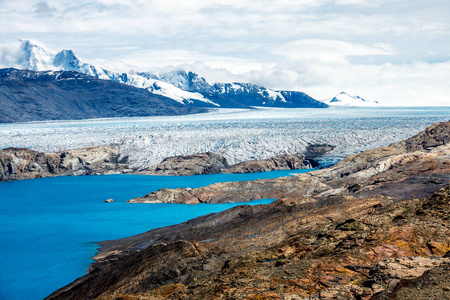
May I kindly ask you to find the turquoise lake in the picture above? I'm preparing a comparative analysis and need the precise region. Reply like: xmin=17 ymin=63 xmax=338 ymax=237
xmin=0 ymin=169 xmax=313 ymax=300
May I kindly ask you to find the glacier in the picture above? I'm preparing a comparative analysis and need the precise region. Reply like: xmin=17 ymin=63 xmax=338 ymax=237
xmin=1 ymin=107 xmax=449 ymax=169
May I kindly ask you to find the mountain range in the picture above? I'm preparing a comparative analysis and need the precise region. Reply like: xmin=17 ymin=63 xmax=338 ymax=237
xmin=0 ymin=39 xmax=381 ymax=122
xmin=0 ymin=39 xmax=330 ymax=111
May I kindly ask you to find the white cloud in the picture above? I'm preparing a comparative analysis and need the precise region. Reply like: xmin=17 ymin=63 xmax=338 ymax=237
xmin=93 ymin=49 xmax=273 ymax=75
xmin=0 ymin=41 xmax=26 ymax=69
xmin=0 ymin=0 xmax=449 ymax=106
xmin=34 ymin=1 xmax=56 ymax=16
xmin=272 ymin=39 xmax=395 ymax=64
xmin=334 ymin=0 xmax=406 ymax=6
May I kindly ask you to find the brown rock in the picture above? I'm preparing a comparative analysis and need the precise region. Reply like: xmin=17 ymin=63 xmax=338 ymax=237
xmin=371 ymin=262 xmax=450 ymax=299
xmin=47 ymin=182 xmax=450 ymax=300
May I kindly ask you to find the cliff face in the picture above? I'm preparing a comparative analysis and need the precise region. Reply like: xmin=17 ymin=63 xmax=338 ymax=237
xmin=0 ymin=146 xmax=131 ymax=181
xmin=45 ymin=121 xmax=450 ymax=300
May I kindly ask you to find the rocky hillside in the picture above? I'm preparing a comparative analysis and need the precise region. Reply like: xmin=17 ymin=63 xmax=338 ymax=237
xmin=45 ymin=121 xmax=450 ymax=300
xmin=0 ymin=68 xmax=206 ymax=123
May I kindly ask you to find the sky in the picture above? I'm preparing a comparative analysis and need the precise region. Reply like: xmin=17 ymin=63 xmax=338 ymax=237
xmin=0 ymin=0 xmax=450 ymax=105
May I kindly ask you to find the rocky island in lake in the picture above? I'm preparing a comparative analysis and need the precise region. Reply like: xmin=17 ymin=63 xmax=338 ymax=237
xmin=46 ymin=121 xmax=450 ymax=300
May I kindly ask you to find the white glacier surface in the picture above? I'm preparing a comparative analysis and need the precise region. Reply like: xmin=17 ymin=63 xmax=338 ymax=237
xmin=1 ymin=107 xmax=449 ymax=169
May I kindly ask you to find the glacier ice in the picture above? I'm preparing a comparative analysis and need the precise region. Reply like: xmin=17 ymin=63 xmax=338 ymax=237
xmin=1 ymin=107 xmax=449 ymax=169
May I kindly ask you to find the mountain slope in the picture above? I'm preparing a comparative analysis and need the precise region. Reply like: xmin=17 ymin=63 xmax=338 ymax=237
xmin=0 ymin=39 xmax=327 ymax=109
xmin=0 ymin=68 xmax=206 ymax=123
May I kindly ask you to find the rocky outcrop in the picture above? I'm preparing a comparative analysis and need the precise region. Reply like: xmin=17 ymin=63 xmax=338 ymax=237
xmin=0 ymin=146 xmax=131 ymax=181
xmin=44 ymin=121 xmax=450 ymax=300
xmin=304 ymin=143 xmax=336 ymax=160
xmin=371 ymin=261 xmax=450 ymax=299
xmin=138 ymin=152 xmax=229 ymax=176
xmin=392 ymin=121 xmax=450 ymax=152
xmin=129 ymin=174 xmax=329 ymax=204
xmin=224 ymin=153 xmax=308 ymax=173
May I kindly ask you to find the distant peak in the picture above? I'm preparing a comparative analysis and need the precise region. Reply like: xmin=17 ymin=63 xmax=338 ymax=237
xmin=19 ymin=39 xmax=47 ymax=51
xmin=55 ymin=49 xmax=78 ymax=60
xmin=19 ymin=38 xmax=33 ymax=45
xmin=60 ymin=49 xmax=75 ymax=55
xmin=53 ymin=49 xmax=82 ymax=69
xmin=327 ymin=91 xmax=379 ymax=106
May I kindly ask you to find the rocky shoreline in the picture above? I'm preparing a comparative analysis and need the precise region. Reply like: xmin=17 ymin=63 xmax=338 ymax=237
xmin=0 ymin=146 xmax=132 ymax=181
xmin=44 ymin=121 xmax=450 ymax=299
xmin=0 ymin=143 xmax=332 ymax=181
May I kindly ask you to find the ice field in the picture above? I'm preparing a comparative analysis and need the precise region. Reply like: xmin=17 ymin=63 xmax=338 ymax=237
xmin=1 ymin=107 xmax=449 ymax=168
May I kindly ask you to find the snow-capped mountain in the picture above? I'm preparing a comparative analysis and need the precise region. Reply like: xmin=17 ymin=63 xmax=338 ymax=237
xmin=0 ymin=39 xmax=109 ymax=79
xmin=0 ymin=40 xmax=219 ymax=107
xmin=323 ymin=92 xmax=379 ymax=107
xmin=0 ymin=39 xmax=327 ymax=109
xmin=138 ymin=70 xmax=325 ymax=108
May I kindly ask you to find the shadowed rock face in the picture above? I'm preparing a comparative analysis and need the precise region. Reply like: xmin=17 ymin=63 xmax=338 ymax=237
xmin=304 ymin=143 xmax=336 ymax=164
xmin=45 ymin=121 xmax=450 ymax=300
xmin=225 ymin=153 xmax=309 ymax=174
xmin=139 ymin=152 xmax=229 ymax=176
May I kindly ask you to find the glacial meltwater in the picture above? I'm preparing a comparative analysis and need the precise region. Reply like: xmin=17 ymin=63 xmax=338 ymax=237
xmin=0 ymin=169 xmax=312 ymax=300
